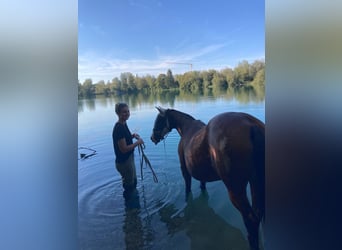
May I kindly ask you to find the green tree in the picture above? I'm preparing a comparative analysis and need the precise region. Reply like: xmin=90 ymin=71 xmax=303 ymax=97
xmin=189 ymin=71 xmax=203 ymax=92
xmin=156 ymin=73 xmax=167 ymax=89
xmin=111 ymin=77 xmax=121 ymax=92
xmin=135 ymin=76 xmax=150 ymax=90
xmin=127 ymin=73 xmax=137 ymax=92
xmin=145 ymin=74 xmax=157 ymax=90
xmin=77 ymin=59 xmax=264 ymax=97
xmin=94 ymin=80 xmax=106 ymax=95
xmin=201 ymin=69 xmax=216 ymax=89
xmin=234 ymin=60 xmax=251 ymax=84
xmin=212 ymin=72 xmax=228 ymax=89
xmin=165 ymin=69 xmax=177 ymax=88
xmin=221 ymin=67 xmax=236 ymax=86
xmin=120 ymin=73 xmax=129 ymax=92
xmin=252 ymin=67 xmax=265 ymax=86
xmin=78 ymin=80 xmax=83 ymax=98
xmin=249 ymin=60 xmax=265 ymax=80
xmin=82 ymin=78 xmax=95 ymax=97
xmin=176 ymin=73 xmax=190 ymax=90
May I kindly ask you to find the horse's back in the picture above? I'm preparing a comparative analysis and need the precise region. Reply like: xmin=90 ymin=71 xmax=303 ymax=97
xmin=210 ymin=112 xmax=264 ymax=128
xmin=208 ymin=112 xmax=264 ymax=142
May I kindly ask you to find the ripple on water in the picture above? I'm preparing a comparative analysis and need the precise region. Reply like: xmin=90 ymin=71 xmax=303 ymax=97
xmin=78 ymin=165 xmax=184 ymax=220
xmin=78 ymin=176 xmax=126 ymax=218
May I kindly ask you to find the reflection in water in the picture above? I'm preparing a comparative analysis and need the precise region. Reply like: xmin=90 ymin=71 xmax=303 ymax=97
xmin=124 ymin=208 xmax=144 ymax=250
xmin=78 ymin=100 xmax=84 ymax=113
xmin=123 ymin=189 xmax=144 ymax=250
xmin=85 ymin=98 xmax=96 ymax=111
xmin=124 ymin=188 xmax=141 ymax=210
xmin=78 ymin=87 xmax=264 ymax=113
xmin=97 ymin=96 xmax=110 ymax=108
xmin=123 ymin=188 xmax=155 ymax=250
xmin=159 ymin=191 xmax=249 ymax=250
xmin=78 ymin=98 xmax=96 ymax=113
xmin=229 ymin=85 xmax=265 ymax=104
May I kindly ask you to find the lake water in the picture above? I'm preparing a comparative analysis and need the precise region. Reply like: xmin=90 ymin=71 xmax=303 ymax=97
xmin=78 ymin=89 xmax=265 ymax=250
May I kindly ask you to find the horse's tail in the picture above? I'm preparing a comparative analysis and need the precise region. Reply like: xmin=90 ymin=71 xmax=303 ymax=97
xmin=251 ymin=125 xmax=265 ymax=223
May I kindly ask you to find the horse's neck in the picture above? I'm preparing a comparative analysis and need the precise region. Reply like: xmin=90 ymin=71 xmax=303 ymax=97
xmin=168 ymin=110 xmax=203 ymax=136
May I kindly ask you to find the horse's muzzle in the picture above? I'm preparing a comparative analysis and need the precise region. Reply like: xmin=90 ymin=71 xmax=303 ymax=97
xmin=150 ymin=135 xmax=159 ymax=145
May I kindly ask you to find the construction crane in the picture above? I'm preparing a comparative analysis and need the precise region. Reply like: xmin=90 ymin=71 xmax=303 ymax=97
xmin=165 ymin=62 xmax=193 ymax=71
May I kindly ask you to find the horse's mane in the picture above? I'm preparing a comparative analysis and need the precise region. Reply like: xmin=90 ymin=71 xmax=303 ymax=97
xmin=167 ymin=109 xmax=195 ymax=121
xmin=167 ymin=109 xmax=206 ymax=130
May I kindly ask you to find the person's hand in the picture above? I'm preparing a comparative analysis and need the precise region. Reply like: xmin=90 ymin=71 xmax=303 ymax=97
xmin=132 ymin=133 xmax=140 ymax=139
xmin=136 ymin=137 xmax=144 ymax=145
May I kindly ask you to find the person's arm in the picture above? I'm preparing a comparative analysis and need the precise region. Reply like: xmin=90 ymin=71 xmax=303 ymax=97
xmin=118 ymin=137 xmax=144 ymax=153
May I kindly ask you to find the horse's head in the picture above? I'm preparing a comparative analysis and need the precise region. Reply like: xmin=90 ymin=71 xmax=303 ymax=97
xmin=151 ymin=106 xmax=171 ymax=144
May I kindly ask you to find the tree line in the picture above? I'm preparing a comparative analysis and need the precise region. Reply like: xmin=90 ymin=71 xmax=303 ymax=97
xmin=78 ymin=60 xmax=264 ymax=98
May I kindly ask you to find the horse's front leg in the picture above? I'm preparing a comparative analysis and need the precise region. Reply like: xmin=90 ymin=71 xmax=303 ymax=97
xmin=179 ymin=158 xmax=192 ymax=199
xmin=178 ymin=157 xmax=191 ymax=200
xmin=178 ymin=143 xmax=192 ymax=200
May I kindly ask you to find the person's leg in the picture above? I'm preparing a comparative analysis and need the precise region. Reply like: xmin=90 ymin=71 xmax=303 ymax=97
xmin=116 ymin=154 xmax=136 ymax=198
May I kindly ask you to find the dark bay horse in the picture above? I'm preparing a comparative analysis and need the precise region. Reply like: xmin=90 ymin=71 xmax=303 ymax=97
xmin=151 ymin=107 xmax=265 ymax=250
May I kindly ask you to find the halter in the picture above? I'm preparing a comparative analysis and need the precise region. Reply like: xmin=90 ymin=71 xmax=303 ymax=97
xmin=153 ymin=114 xmax=171 ymax=141
xmin=164 ymin=115 xmax=171 ymax=132
xmin=161 ymin=114 xmax=172 ymax=140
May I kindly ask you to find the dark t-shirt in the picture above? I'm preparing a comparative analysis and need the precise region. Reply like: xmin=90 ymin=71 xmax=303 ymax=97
xmin=112 ymin=122 xmax=134 ymax=163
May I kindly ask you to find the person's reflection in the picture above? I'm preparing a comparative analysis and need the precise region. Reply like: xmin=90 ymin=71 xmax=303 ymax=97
xmin=123 ymin=188 xmax=144 ymax=250
xmin=159 ymin=191 xmax=250 ymax=250
xmin=124 ymin=188 xmax=141 ymax=210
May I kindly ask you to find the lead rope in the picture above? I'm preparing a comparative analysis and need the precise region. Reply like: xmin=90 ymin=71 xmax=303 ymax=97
xmin=138 ymin=143 xmax=158 ymax=183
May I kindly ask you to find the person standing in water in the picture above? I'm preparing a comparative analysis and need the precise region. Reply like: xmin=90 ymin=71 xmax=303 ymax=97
xmin=112 ymin=103 xmax=144 ymax=199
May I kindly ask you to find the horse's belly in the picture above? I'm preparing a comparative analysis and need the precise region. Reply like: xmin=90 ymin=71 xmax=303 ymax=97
xmin=183 ymin=138 xmax=220 ymax=182
xmin=186 ymin=158 xmax=220 ymax=182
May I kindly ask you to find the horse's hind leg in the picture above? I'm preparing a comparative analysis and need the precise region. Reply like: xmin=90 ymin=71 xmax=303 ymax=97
xmin=227 ymin=186 xmax=260 ymax=250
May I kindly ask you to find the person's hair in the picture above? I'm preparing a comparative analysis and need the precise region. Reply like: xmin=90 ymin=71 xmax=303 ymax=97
xmin=115 ymin=103 xmax=129 ymax=115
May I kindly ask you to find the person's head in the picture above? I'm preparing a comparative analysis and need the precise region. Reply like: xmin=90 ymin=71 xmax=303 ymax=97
xmin=115 ymin=103 xmax=130 ymax=121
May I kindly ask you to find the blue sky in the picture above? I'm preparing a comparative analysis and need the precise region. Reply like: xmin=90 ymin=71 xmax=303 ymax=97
xmin=78 ymin=0 xmax=264 ymax=83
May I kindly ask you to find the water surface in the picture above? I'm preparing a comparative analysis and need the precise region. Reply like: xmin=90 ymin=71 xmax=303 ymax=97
xmin=78 ymin=90 xmax=265 ymax=250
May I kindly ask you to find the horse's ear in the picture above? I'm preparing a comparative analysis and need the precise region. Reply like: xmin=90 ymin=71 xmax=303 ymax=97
xmin=155 ymin=106 xmax=166 ymax=116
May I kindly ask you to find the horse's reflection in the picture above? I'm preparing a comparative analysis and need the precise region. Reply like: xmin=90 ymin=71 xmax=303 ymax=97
xmin=159 ymin=191 xmax=250 ymax=250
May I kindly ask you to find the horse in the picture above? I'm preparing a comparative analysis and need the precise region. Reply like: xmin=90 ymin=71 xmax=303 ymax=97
xmin=150 ymin=107 xmax=265 ymax=250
